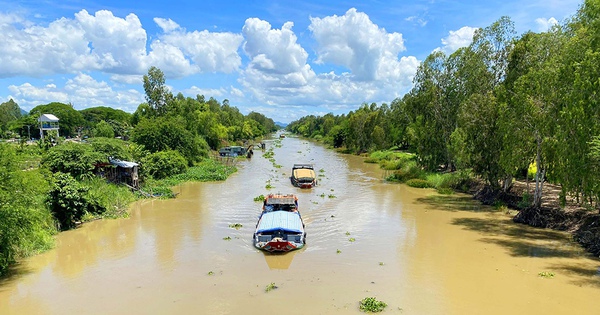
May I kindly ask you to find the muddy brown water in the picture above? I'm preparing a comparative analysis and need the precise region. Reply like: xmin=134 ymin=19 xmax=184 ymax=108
xmin=1 ymin=135 xmax=599 ymax=314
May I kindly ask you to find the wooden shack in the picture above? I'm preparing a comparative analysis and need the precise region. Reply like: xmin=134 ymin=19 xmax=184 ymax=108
xmin=95 ymin=158 xmax=139 ymax=188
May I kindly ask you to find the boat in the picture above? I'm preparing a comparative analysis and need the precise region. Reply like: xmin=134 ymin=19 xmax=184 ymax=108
xmin=218 ymin=145 xmax=253 ymax=158
xmin=290 ymin=164 xmax=317 ymax=188
xmin=253 ymin=194 xmax=306 ymax=252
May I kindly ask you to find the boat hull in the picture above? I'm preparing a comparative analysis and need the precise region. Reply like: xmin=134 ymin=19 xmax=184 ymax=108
xmin=254 ymin=238 xmax=304 ymax=252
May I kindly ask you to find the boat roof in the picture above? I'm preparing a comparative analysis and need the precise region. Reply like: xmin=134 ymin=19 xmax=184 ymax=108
xmin=266 ymin=195 xmax=297 ymax=205
xmin=256 ymin=211 xmax=304 ymax=234
xmin=292 ymin=163 xmax=314 ymax=169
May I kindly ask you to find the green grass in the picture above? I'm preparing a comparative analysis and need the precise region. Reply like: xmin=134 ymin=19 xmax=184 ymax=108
xmin=143 ymin=159 xmax=237 ymax=197
xmin=405 ymin=178 xmax=432 ymax=188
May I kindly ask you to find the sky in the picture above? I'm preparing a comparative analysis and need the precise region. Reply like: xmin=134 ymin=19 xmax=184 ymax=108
xmin=0 ymin=0 xmax=583 ymax=123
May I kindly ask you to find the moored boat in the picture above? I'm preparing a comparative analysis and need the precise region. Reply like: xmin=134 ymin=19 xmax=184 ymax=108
xmin=290 ymin=164 xmax=317 ymax=188
xmin=253 ymin=194 xmax=306 ymax=252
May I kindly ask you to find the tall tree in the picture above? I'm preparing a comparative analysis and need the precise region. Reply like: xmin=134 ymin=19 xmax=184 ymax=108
xmin=143 ymin=66 xmax=173 ymax=116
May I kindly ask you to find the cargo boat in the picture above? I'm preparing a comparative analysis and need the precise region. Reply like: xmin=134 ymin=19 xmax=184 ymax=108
xmin=253 ymin=194 xmax=306 ymax=252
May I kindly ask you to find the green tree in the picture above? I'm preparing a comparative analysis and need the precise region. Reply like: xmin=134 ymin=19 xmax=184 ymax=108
xmin=143 ymin=66 xmax=173 ymax=116
xmin=41 ymin=142 xmax=103 ymax=179
xmin=0 ymin=99 xmax=22 ymax=137
xmin=93 ymin=120 xmax=115 ymax=138
xmin=141 ymin=150 xmax=187 ymax=179
xmin=131 ymin=117 xmax=208 ymax=165
xmin=28 ymin=102 xmax=85 ymax=138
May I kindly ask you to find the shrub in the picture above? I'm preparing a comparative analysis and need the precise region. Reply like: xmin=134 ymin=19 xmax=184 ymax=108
xmin=406 ymin=178 xmax=432 ymax=188
xmin=46 ymin=172 xmax=90 ymax=230
xmin=42 ymin=142 xmax=103 ymax=179
xmin=386 ymin=160 xmax=424 ymax=182
xmin=141 ymin=150 xmax=187 ymax=180
xmin=88 ymin=137 xmax=132 ymax=161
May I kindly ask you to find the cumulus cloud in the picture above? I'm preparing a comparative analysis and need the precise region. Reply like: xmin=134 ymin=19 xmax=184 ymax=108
xmin=8 ymin=73 xmax=144 ymax=111
xmin=237 ymin=10 xmax=418 ymax=115
xmin=0 ymin=10 xmax=243 ymax=79
xmin=535 ymin=17 xmax=558 ymax=31
xmin=309 ymin=8 xmax=406 ymax=81
xmin=437 ymin=26 xmax=477 ymax=54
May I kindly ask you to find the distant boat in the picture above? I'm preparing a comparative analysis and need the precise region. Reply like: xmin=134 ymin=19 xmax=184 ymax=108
xmin=218 ymin=145 xmax=253 ymax=158
xmin=279 ymin=134 xmax=286 ymax=138
xmin=253 ymin=194 xmax=306 ymax=252
xmin=290 ymin=163 xmax=317 ymax=188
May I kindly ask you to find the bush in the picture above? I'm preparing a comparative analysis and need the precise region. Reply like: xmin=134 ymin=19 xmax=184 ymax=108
xmin=386 ymin=160 xmax=424 ymax=182
xmin=0 ymin=144 xmax=55 ymax=275
xmin=406 ymin=178 xmax=432 ymax=188
xmin=46 ymin=172 xmax=90 ymax=230
xmin=141 ymin=150 xmax=187 ymax=180
xmin=42 ymin=142 xmax=103 ymax=179
xmin=88 ymin=137 xmax=132 ymax=161
xmin=82 ymin=177 xmax=137 ymax=218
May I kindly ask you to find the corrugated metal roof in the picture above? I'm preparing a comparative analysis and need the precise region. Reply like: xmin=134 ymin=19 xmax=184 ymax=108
xmin=38 ymin=114 xmax=59 ymax=122
xmin=256 ymin=211 xmax=304 ymax=234
xmin=109 ymin=158 xmax=139 ymax=168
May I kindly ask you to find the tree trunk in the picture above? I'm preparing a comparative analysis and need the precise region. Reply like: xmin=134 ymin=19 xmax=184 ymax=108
xmin=502 ymin=175 xmax=513 ymax=193
xmin=533 ymin=136 xmax=545 ymax=208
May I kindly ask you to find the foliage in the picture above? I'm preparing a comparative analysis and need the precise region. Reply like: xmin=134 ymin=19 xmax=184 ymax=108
xmin=141 ymin=150 xmax=188 ymax=180
xmin=229 ymin=223 xmax=243 ymax=229
xmin=254 ymin=194 xmax=265 ymax=201
xmin=143 ymin=66 xmax=173 ymax=116
xmin=538 ymin=271 xmax=555 ymax=278
xmin=265 ymin=282 xmax=278 ymax=292
xmin=28 ymin=102 xmax=85 ymax=138
xmin=0 ymin=143 xmax=55 ymax=276
xmin=131 ymin=117 xmax=208 ymax=165
xmin=88 ymin=137 xmax=132 ymax=161
xmin=42 ymin=142 xmax=103 ymax=179
xmin=359 ymin=297 xmax=387 ymax=313
xmin=0 ymin=99 xmax=22 ymax=136
xmin=93 ymin=120 xmax=115 ymax=138
xmin=81 ymin=177 xmax=137 ymax=218
xmin=46 ymin=172 xmax=90 ymax=230
xmin=405 ymin=178 xmax=432 ymax=188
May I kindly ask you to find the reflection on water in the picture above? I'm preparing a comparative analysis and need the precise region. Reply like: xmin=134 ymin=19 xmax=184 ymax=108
xmin=262 ymin=250 xmax=299 ymax=270
xmin=0 ymin=135 xmax=599 ymax=315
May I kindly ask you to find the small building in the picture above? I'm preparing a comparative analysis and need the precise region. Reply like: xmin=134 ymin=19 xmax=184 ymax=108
xmin=38 ymin=114 xmax=60 ymax=140
xmin=94 ymin=158 xmax=139 ymax=188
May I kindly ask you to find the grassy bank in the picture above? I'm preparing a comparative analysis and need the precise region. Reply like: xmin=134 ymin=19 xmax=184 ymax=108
xmin=365 ymin=150 xmax=474 ymax=195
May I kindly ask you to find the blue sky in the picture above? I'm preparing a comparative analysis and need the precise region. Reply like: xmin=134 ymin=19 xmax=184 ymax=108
xmin=0 ymin=0 xmax=582 ymax=122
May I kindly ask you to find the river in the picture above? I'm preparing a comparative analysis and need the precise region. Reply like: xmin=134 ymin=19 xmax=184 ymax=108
xmin=0 ymin=135 xmax=599 ymax=314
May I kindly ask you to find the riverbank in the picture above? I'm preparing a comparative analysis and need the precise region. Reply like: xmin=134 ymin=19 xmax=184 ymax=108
xmin=470 ymin=180 xmax=600 ymax=257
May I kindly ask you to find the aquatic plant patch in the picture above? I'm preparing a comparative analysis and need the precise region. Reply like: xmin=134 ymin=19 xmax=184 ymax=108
xmin=359 ymin=297 xmax=387 ymax=313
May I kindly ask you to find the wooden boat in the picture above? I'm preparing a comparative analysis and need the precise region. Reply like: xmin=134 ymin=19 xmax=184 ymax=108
xmin=253 ymin=194 xmax=306 ymax=252
xmin=290 ymin=164 xmax=317 ymax=188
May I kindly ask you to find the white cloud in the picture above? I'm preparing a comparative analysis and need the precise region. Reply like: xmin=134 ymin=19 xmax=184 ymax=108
xmin=8 ymin=73 xmax=144 ymax=112
xmin=309 ymin=8 xmax=406 ymax=81
xmin=158 ymin=29 xmax=243 ymax=74
xmin=535 ymin=17 xmax=558 ymax=31
xmin=437 ymin=26 xmax=477 ymax=54
xmin=154 ymin=17 xmax=181 ymax=33
xmin=0 ymin=10 xmax=243 ymax=79
xmin=237 ymin=11 xmax=418 ymax=114
xmin=405 ymin=16 xmax=428 ymax=27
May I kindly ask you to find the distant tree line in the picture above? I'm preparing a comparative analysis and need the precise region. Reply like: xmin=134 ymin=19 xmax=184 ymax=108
xmin=287 ymin=0 xmax=600 ymax=211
